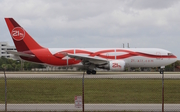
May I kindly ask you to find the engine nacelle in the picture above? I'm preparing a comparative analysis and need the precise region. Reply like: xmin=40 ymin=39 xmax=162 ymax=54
xmin=104 ymin=60 xmax=125 ymax=71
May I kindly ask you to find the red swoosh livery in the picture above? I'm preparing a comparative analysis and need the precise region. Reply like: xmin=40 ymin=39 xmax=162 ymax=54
xmin=5 ymin=18 xmax=177 ymax=74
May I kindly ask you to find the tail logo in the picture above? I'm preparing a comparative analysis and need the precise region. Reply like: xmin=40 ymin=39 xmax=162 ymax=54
xmin=11 ymin=27 xmax=25 ymax=41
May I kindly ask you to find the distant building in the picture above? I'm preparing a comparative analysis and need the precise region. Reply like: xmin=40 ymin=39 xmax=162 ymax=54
xmin=0 ymin=42 xmax=20 ymax=60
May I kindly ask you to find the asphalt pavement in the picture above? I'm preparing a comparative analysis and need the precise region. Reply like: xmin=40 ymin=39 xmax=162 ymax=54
xmin=0 ymin=72 xmax=180 ymax=79
xmin=0 ymin=104 xmax=180 ymax=112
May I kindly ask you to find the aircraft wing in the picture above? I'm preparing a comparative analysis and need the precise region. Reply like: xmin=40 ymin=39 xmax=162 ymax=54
xmin=6 ymin=50 xmax=35 ymax=58
xmin=67 ymin=53 xmax=108 ymax=65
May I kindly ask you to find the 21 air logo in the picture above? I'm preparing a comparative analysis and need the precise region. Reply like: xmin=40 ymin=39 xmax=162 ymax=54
xmin=112 ymin=63 xmax=121 ymax=68
xmin=11 ymin=27 xmax=25 ymax=41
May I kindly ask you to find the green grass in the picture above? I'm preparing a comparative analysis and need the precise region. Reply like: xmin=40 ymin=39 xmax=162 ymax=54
xmin=0 ymin=78 xmax=180 ymax=103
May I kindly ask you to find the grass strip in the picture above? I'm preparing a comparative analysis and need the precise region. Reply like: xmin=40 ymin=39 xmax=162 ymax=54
xmin=0 ymin=78 xmax=180 ymax=103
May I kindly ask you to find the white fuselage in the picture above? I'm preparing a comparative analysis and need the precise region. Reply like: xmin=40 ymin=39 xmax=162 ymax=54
xmin=48 ymin=48 xmax=177 ymax=68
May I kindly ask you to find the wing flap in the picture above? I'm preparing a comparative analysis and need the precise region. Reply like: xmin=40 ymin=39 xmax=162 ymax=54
xmin=67 ymin=53 xmax=108 ymax=65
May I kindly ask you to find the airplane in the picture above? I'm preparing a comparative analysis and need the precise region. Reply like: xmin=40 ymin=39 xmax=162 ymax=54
xmin=5 ymin=18 xmax=177 ymax=74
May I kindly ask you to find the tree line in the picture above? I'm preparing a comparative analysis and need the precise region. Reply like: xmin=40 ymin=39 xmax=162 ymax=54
xmin=0 ymin=57 xmax=44 ymax=71
xmin=165 ymin=60 xmax=180 ymax=71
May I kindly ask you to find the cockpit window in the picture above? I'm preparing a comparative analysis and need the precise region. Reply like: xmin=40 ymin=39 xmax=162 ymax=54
xmin=168 ymin=53 xmax=173 ymax=56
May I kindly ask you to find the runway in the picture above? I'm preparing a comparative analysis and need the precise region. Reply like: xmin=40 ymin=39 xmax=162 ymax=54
xmin=0 ymin=72 xmax=180 ymax=78
xmin=0 ymin=104 xmax=180 ymax=112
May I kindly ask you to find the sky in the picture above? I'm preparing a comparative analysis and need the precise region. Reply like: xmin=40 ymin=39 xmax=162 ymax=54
xmin=0 ymin=0 xmax=180 ymax=59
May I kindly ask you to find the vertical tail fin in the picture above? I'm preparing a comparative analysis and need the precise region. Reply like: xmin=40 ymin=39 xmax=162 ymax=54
xmin=5 ymin=18 xmax=43 ymax=52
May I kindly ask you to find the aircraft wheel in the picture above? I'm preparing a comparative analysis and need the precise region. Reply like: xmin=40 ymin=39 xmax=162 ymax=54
xmin=86 ymin=70 xmax=92 ymax=75
xmin=92 ymin=70 xmax=96 ymax=74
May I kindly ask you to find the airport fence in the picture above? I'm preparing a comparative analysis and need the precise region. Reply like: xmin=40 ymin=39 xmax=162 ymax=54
xmin=0 ymin=72 xmax=180 ymax=112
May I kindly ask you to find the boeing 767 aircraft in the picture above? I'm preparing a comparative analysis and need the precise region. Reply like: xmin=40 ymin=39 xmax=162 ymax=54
xmin=5 ymin=18 xmax=177 ymax=74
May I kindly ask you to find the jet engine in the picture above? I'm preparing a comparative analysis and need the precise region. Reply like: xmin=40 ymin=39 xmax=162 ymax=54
xmin=103 ymin=60 xmax=125 ymax=71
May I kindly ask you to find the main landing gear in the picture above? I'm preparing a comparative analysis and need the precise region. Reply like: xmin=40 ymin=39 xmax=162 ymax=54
xmin=86 ymin=70 xmax=96 ymax=75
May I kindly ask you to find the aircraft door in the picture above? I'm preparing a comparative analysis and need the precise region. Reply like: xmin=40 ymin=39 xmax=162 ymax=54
xmin=106 ymin=53 xmax=109 ymax=60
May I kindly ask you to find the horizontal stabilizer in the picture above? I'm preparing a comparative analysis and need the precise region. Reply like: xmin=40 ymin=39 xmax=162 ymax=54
xmin=6 ymin=50 xmax=35 ymax=58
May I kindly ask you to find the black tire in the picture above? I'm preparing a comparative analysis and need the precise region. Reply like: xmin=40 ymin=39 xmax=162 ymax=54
xmin=86 ymin=70 xmax=92 ymax=74
xmin=92 ymin=70 xmax=96 ymax=74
